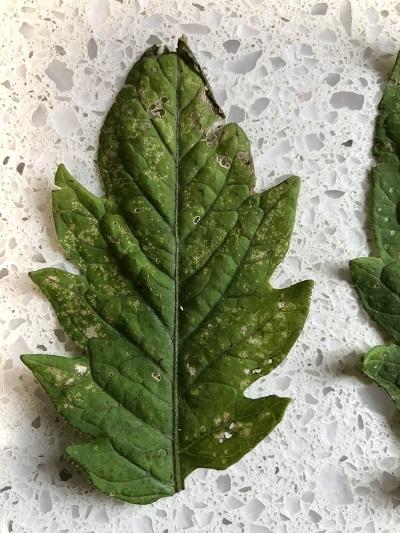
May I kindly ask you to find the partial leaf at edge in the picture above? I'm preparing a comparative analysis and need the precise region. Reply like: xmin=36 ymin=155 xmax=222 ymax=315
xmin=363 ymin=345 xmax=400 ymax=409
xmin=350 ymin=51 xmax=400 ymax=422
xmin=349 ymin=257 xmax=400 ymax=342
xmin=372 ymin=51 xmax=400 ymax=261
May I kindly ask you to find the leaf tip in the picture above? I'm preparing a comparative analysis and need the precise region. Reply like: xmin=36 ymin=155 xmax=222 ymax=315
xmin=348 ymin=257 xmax=367 ymax=278
xmin=28 ymin=268 xmax=57 ymax=293
xmin=54 ymin=163 xmax=69 ymax=187
xmin=141 ymin=43 xmax=160 ymax=58
xmin=28 ymin=271 xmax=38 ymax=286
xmin=284 ymin=175 xmax=301 ymax=196
xmin=275 ymin=396 xmax=292 ymax=420
xmin=285 ymin=174 xmax=300 ymax=186
xmin=272 ymin=175 xmax=300 ymax=199
xmin=305 ymin=278 xmax=315 ymax=290
xmin=177 ymin=37 xmax=225 ymax=120
xmin=280 ymin=396 xmax=292 ymax=409
xmin=20 ymin=353 xmax=39 ymax=371
xmin=28 ymin=269 xmax=42 ymax=285
xmin=178 ymin=34 xmax=188 ymax=48
xmin=20 ymin=353 xmax=29 ymax=365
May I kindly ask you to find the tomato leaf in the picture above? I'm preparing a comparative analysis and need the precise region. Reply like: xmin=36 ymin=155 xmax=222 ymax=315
xmin=22 ymin=38 xmax=312 ymax=504
xmin=350 ymin=52 xmax=400 ymax=405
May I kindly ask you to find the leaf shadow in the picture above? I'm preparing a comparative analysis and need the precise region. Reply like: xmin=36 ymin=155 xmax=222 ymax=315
xmin=367 ymin=51 xmax=398 ymax=80
xmin=325 ymin=349 xmax=400 ymax=515
xmin=382 ymin=482 xmax=400 ymax=501
xmin=328 ymin=348 xmax=400 ymax=436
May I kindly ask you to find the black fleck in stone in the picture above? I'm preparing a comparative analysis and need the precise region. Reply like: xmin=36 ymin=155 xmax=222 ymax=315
xmin=60 ymin=468 xmax=72 ymax=481
xmin=16 ymin=162 xmax=25 ymax=175
xmin=342 ymin=139 xmax=353 ymax=147
xmin=3 ymin=156 xmax=9 ymax=165
xmin=54 ymin=328 xmax=66 ymax=342
xmin=0 ymin=486 xmax=11 ymax=493
xmin=31 ymin=416 xmax=41 ymax=428
xmin=55 ymin=45 xmax=66 ymax=56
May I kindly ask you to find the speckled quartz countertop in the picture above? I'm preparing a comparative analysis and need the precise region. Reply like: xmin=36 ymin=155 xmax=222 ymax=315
xmin=1 ymin=1 xmax=400 ymax=532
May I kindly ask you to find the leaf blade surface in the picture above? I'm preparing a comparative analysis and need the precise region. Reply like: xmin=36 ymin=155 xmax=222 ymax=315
xmin=22 ymin=39 xmax=312 ymax=503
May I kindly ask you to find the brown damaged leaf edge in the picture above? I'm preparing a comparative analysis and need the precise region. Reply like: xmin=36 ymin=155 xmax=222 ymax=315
xmin=21 ymin=38 xmax=313 ymax=504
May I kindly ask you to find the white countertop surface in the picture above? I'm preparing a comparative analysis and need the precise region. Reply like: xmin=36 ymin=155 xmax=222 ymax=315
xmin=1 ymin=0 xmax=400 ymax=531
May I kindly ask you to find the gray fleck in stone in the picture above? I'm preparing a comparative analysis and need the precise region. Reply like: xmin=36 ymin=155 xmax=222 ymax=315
xmin=216 ymin=474 xmax=231 ymax=492
xmin=330 ymin=91 xmax=364 ymax=110
xmin=311 ymin=2 xmax=328 ymax=15
xmin=32 ymin=104 xmax=47 ymax=127
xmin=223 ymin=39 xmax=241 ymax=54
xmin=19 ymin=22 xmax=34 ymax=39
xmin=45 ymin=60 xmax=73 ymax=91
xmin=227 ymin=105 xmax=246 ymax=123
xmin=225 ymin=50 xmax=262 ymax=75
xmin=87 ymin=37 xmax=98 ymax=60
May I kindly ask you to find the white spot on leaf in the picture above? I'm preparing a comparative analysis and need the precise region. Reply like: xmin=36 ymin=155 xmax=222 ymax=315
xmin=85 ymin=326 xmax=97 ymax=339
xmin=75 ymin=364 xmax=88 ymax=375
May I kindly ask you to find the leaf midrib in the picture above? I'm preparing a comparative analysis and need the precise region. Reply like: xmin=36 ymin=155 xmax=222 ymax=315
xmin=172 ymin=52 xmax=182 ymax=491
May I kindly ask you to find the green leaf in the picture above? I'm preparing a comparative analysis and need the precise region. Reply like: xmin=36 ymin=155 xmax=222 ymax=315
xmin=350 ymin=257 xmax=400 ymax=342
xmin=22 ymin=38 xmax=312 ymax=504
xmin=372 ymin=52 xmax=400 ymax=261
xmin=350 ymin=51 xmax=400 ymax=409
xmin=363 ymin=345 xmax=400 ymax=409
